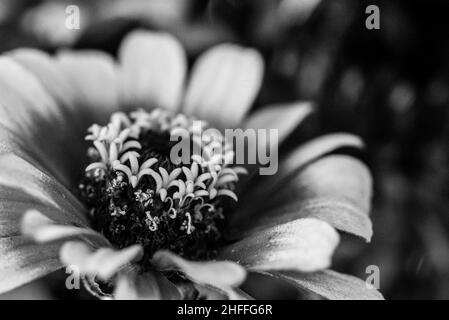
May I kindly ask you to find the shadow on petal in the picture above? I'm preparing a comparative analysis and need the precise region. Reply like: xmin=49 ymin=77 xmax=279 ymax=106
xmin=244 ymin=101 xmax=313 ymax=146
xmin=231 ymin=154 xmax=373 ymax=242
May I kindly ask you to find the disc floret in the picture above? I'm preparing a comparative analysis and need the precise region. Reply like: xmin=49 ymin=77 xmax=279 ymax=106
xmin=79 ymin=109 xmax=246 ymax=265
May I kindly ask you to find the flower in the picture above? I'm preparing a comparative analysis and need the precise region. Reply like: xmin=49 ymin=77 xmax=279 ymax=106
xmin=0 ymin=30 xmax=382 ymax=299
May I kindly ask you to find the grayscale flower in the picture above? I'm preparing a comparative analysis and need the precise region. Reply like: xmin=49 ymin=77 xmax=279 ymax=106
xmin=0 ymin=30 xmax=382 ymax=299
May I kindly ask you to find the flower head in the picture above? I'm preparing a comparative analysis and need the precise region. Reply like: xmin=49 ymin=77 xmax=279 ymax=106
xmin=80 ymin=108 xmax=246 ymax=265
xmin=0 ymin=30 xmax=382 ymax=299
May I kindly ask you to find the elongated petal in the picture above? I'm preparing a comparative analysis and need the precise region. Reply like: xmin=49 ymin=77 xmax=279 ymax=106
xmin=9 ymin=49 xmax=95 ymax=184
xmin=244 ymin=101 xmax=313 ymax=145
xmin=9 ymin=49 xmax=81 ymax=119
xmin=231 ymin=155 xmax=373 ymax=241
xmin=152 ymin=250 xmax=246 ymax=288
xmin=60 ymin=241 xmax=143 ymax=281
xmin=0 ymin=57 xmax=61 ymax=133
xmin=56 ymin=50 xmax=120 ymax=123
xmin=220 ymin=218 xmax=339 ymax=273
xmin=119 ymin=30 xmax=186 ymax=112
xmin=0 ymin=124 xmax=53 ymax=180
xmin=114 ymin=269 xmax=182 ymax=300
xmin=274 ymin=133 xmax=364 ymax=184
xmin=0 ymin=185 xmax=70 ymax=294
xmin=237 ymin=133 xmax=363 ymax=197
xmin=183 ymin=44 xmax=264 ymax=128
xmin=0 ymin=237 xmax=61 ymax=295
xmin=0 ymin=154 xmax=88 ymax=226
xmin=0 ymin=57 xmax=86 ymax=186
xmin=0 ymin=155 xmax=93 ymax=294
xmin=21 ymin=210 xmax=109 ymax=246
xmin=262 ymin=270 xmax=384 ymax=300
xmin=11 ymin=49 xmax=112 ymax=142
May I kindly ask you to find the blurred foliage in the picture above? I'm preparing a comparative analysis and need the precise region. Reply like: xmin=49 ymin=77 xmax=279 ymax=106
xmin=1 ymin=0 xmax=449 ymax=299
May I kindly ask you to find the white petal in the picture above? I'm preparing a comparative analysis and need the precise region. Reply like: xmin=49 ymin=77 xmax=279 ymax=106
xmin=0 ymin=185 xmax=69 ymax=294
xmin=275 ymin=133 xmax=364 ymax=184
xmin=244 ymin=101 xmax=313 ymax=144
xmin=0 ymin=154 xmax=88 ymax=227
xmin=9 ymin=49 xmax=81 ymax=120
xmin=152 ymin=250 xmax=246 ymax=288
xmin=231 ymin=155 xmax=373 ymax=241
xmin=119 ymin=30 xmax=186 ymax=112
xmin=220 ymin=218 xmax=339 ymax=273
xmin=21 ymin=210 xmax=108 ymax=246
xmin=10 ymin=49 xmax=105 ymax=144
xmin=0 ymin=57 xmax=85 ymax=186
xmin=60 ymin=242 xmax=143 ymax=281
xmin=263 ymin=269 xmax=384 ymax=300
xmin=183 ymin=44 xmax=264 ymax=128
xmin=56 ymin=50 xmax=120 ymax=124
xmin=0 ymin=237 xmax=61 ymax=295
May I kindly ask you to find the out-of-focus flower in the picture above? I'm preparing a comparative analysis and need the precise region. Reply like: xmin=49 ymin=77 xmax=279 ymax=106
xmin=208 ymin=0 xmax=323 ymax=46
xmin=0 ymin=30 xmax=381 ymax=299
xmin=0 ymin=0 xmax=19 ymax=26
xmin=97 ymin=0 xmax=191 ymax=29
xmin=21 ymin=1 xmax=89 ymax=48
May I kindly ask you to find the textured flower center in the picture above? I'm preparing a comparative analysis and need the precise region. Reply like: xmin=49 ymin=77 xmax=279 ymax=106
xmin=78 ymin=109 xmax=245 ymax=268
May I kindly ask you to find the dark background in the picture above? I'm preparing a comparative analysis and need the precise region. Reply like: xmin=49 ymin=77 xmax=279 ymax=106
xmin=1 ymin=0 xmax=449 ymax=299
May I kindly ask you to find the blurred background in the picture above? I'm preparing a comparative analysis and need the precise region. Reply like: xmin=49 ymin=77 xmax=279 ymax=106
xmin=1 ymin=0 xmax=448 ymax=299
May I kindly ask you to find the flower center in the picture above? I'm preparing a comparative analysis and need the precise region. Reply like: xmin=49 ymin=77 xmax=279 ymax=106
xmin=78 ymin=109 xmax=245 ymax=269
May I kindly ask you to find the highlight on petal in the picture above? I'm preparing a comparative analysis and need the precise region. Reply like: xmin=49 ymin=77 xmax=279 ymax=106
xmin=60 ymin=241 xmax=143 ymax=281
xmin=10 ymin=49 xmax=95 ymax=134
xmin=244 ymin=101 xmax=313 ymax=145
xmin=151 ymin=250 xmax=246 ymax=288
xmin=183 ymin=44 xmax=264 ymax=128
xmin=9 ymin=49 xmax=79 ymax=115
xmin=231 ymin=154 xmax=373 ymax=242
xmin=0 ymin=237 xmax=61 ymax=295
xmin=0 ymin=183 xmax=86 ymax=295
xmin=0 ymin=124 xmax=50 ymax=178
xmin=98 ymin=0 xmax=190 ymax=28
xmin=21 ymin=210 xmax=109 ymax=246
xmin=262 ymin=269 xmax=384 ymax=300
xmin=0 ymin=57 xmax=85 ymax=186
xmin=119 ymin=30 xmax=186 ymax=111
xmin=220 ymin=218 xmax=339 ymax=273
xmin=275 ymin=133 xmax=365 ymax=183
xmin=0 ymin=57 xmax=61 ymax=134
xmin=57 ymin=50 xmax=120 ymax=123
xmin=0 ymin=154 xmax=103 ymax=295
xmin=0 ymin=154 xmax=88 ymax=227
xmin=234 ymin=133 xmax=363 ymax=209
xmin=114 ymin=268 xmax=182 ymax=300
